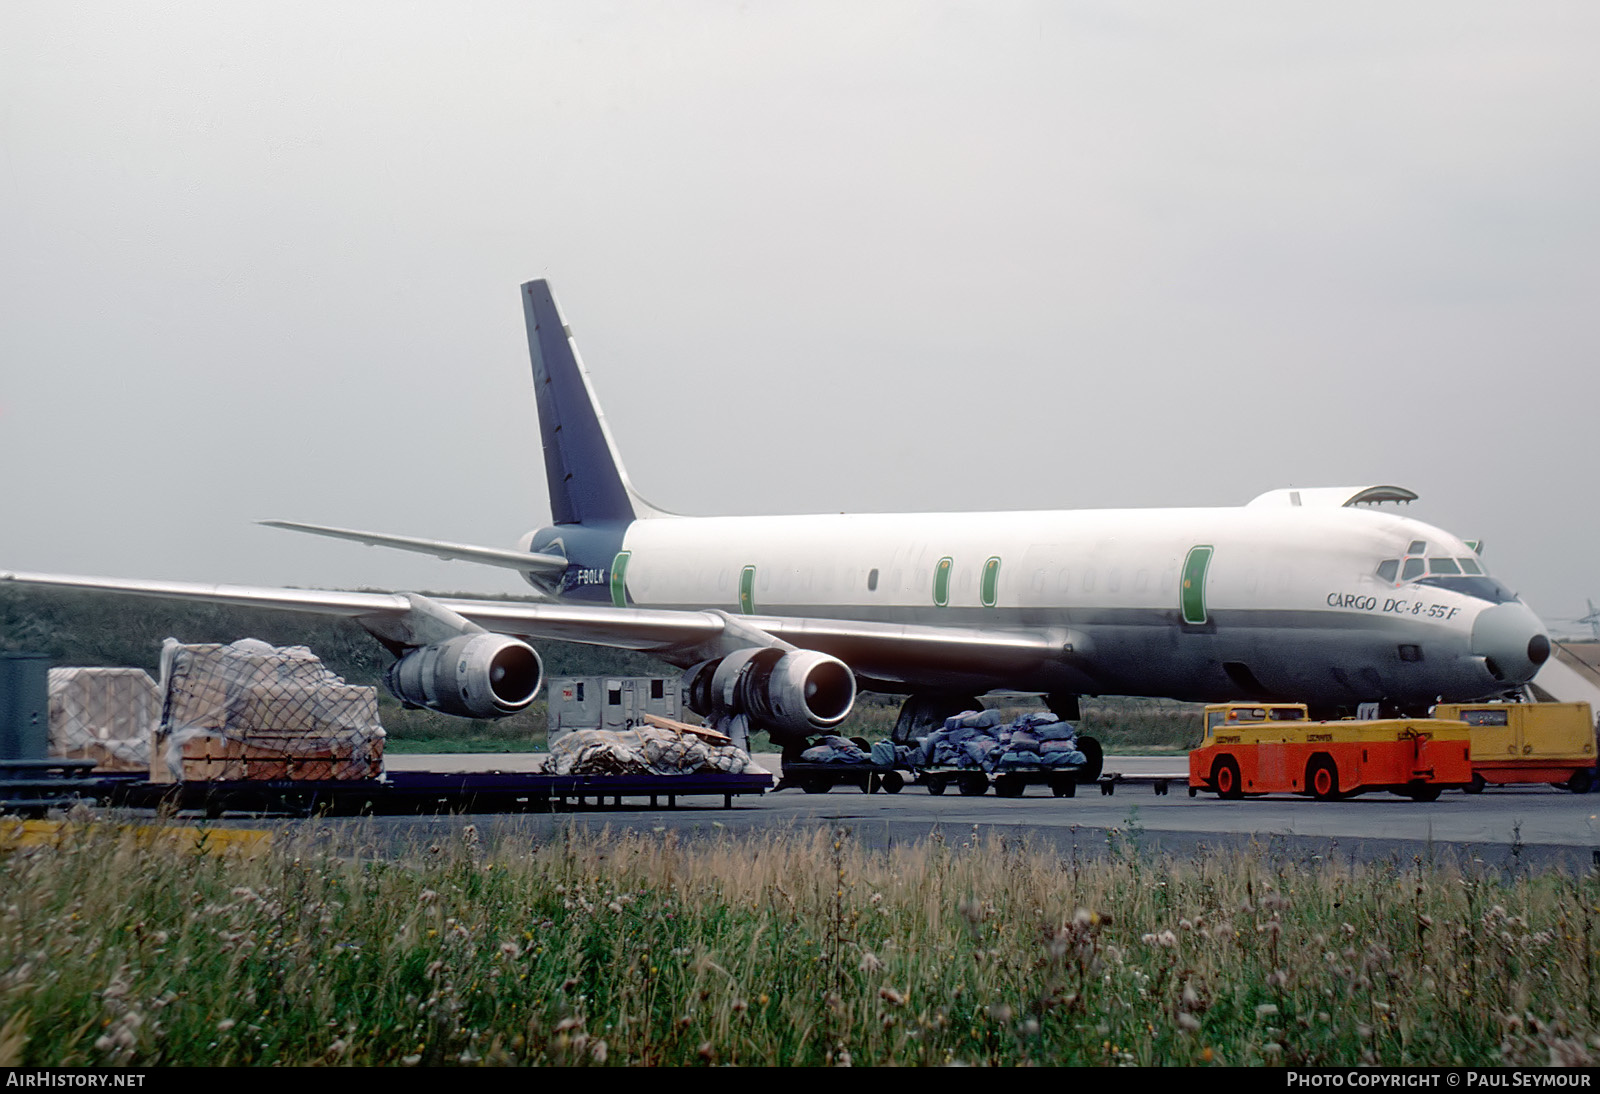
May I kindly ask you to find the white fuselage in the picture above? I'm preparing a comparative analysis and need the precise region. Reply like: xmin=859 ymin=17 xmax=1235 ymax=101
xmin=589 ymin=503 xmax=1544 ymax=706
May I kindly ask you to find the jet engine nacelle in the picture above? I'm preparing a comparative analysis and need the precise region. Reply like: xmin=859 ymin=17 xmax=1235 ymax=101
xmin=682 ymin=647 xmax=856 ymax=741
xmin=383 ymin=634 xmax=543 ymax=719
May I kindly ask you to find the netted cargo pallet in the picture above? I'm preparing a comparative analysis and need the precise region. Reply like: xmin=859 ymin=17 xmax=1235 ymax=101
xmin=154 ymin=638 xmax=385 ymax=783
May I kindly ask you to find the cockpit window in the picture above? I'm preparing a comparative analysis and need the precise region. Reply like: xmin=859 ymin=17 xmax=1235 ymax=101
xmin=1428 ymin=558 xmax=1461 ymax=575
xmin=1376 ymin=559 xmax=1399 ymax=582
xmin=1401 ymin=557 xmax=1425 ymax=582
xmin=1407 ymin=540 xmax=1427 ymax=555
xmin=1414 ymin=575 xmax=1518 ymax=604
xmin=1459 ymin=558 xmax=1482 ymax=575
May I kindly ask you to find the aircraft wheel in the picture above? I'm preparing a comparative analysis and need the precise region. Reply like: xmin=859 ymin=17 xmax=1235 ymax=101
xmin=1462 ymin=774 xmax=1486 ymax=794
xmin=1307 ymin=756 xmax=1340 ymax=802
xmin=880 ymin=770 xmax=904 ymax=794
xmin=1213 ymin=756 xmax=1244 ymax=800
xmin=958 ymin=773 xmax=990 ymax=797
xmin=924 ymin=776 xmax=947 ymax=796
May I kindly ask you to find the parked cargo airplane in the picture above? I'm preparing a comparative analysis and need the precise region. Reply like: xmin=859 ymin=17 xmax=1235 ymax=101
xmin=1 ymin=280 xmax=1552 ymax=744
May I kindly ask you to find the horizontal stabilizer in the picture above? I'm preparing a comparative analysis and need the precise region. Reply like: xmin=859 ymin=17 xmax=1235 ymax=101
xmin=260 ymin=521 xmax=569 ymax=576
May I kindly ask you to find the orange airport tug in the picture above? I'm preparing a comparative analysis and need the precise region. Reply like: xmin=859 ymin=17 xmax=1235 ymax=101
xmin=1189 ymin=703 xmax=1473 ymax=802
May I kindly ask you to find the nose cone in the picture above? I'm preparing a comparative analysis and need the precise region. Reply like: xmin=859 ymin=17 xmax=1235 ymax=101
xmin=1471 ymin=601 xmax=1551 ymax=685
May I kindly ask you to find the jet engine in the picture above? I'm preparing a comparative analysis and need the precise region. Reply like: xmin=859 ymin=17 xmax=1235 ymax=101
xmin=681 ymin=647 xmax=856 ymax=742
xmin=383 ymin=634 xmax=543 ymax=718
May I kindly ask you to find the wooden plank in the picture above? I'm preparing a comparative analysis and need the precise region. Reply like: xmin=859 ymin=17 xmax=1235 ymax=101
xmin=641 ymin=712 xmax=731 ymax=744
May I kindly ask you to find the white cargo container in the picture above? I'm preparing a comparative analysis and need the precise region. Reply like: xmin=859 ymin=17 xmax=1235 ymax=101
xmin=547 ymin=676 xmax=679 ymax=743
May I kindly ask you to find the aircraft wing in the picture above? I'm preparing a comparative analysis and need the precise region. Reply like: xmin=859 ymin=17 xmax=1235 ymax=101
xmin=0 ymin=570 xmax=1063 ymax=686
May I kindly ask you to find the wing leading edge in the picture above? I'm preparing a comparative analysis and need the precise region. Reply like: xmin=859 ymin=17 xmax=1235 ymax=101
xmin=0 ymin=569 xmax=1062 ymax=687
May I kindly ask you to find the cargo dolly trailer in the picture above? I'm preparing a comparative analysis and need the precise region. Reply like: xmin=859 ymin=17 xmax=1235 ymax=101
xmin=916 ymin=738 xmax=1104 ymax=798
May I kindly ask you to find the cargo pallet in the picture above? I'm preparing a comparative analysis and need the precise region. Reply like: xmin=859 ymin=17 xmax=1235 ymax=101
xmin=6 ymin=770 xmax=770 ymax=818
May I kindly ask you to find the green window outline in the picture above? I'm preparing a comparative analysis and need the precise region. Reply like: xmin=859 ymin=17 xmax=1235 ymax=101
xmin=980 ymin=556 xmax=1001 ymax=608
xmin=610 ymin=551 xmax=631 ymax=608
xmin=739 ymin=565 xmax=756 ymax=615
xmin=932 ymin=556 xmax=953 ymax=607
xmin=1181 ymin=545 xmax=1213 ymax=625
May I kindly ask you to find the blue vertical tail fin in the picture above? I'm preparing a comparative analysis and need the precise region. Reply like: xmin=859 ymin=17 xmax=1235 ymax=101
xmin=522 ymin=280 xmax=667 ymax=526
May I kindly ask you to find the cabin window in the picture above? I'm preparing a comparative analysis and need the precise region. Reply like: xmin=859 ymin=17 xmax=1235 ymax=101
xmin=980 ymin=557 xmax=1001 ymax=607
xmin=1408 ymin=541 xmax=1427 ymax=555
xmin=1376 ymin=559 xmax=1399 ymax=582
xmin=1459 ymin=558 xmax=1482 ymax=575
xmin=1428 ymin=558 xmax=1461 ymax=575
xmin=1401 ymin=558 xmax=1425 ymax=582
xmin=867 ymin=568 xmax=879 ymax=591
xmin=1057 ymin=569 xmax=1073 ymax=594
xmin=1398 ymin=644 xmax=1423 ymax=662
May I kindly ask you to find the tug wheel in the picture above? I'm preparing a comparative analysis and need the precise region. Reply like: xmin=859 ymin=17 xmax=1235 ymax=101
xmin=1307 ymin=756 xmax=1340 ymax=802
xmin=1213 ymin=756 xmax=1244 ymax=800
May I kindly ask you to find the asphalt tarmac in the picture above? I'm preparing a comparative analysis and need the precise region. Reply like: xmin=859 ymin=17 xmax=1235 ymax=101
xmin=352 ymin=752 xmax=1600 ymax=872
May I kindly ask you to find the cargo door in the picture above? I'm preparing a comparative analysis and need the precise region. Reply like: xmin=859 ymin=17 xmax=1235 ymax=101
xmin=602 ymin=678 xmax=628 ymax=730
xmin=739 ymin=565 xmax=756 ymax=614
xmin=550 ymin=678 xmax=595 ymax=742
xmin=1181 ymin=546 xmax=1213 ymax=626
xmin=642 ymin=676 xmax=676 ymax=722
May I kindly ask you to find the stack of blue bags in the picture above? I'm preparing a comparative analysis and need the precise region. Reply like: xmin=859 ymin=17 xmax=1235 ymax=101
xmin=799 ymin=734 xmax=871 ymax=764
xmin=905 ymin=710 xmax=1085 ymax=771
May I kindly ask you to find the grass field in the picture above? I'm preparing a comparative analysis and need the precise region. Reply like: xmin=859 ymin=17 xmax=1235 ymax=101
xmin=2 ymin=816 xmax=1597 ymax=1066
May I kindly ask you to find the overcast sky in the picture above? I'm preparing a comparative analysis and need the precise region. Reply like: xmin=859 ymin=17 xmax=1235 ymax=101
xmin=2 ymin=3 xmax=1596 ymax=634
